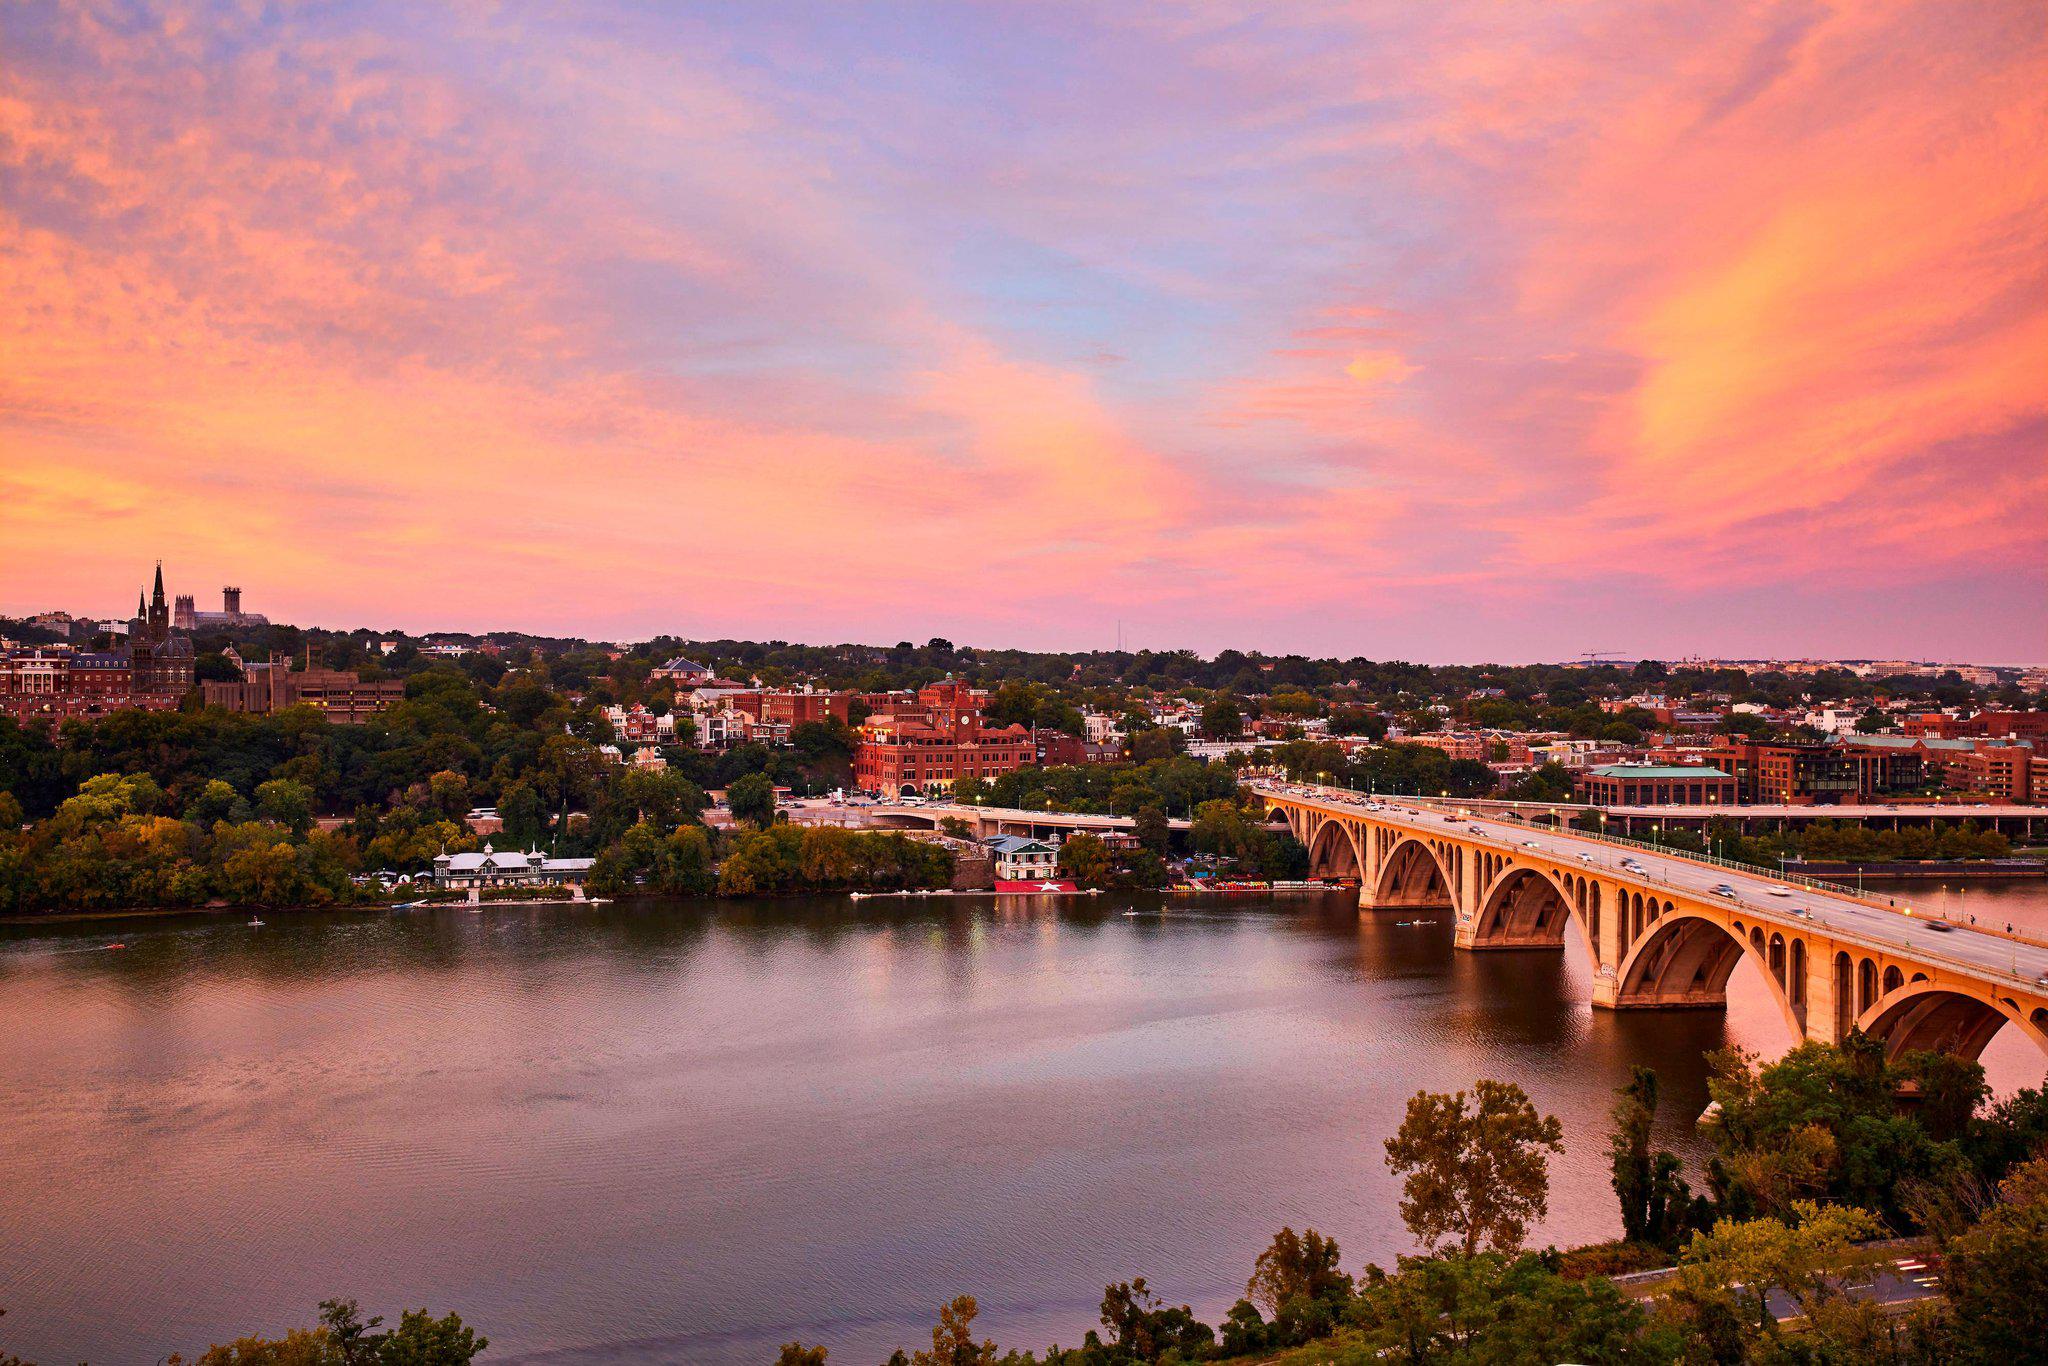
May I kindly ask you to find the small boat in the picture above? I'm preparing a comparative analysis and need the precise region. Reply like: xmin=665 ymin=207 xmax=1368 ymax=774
xmin=247 ymin=917 xmax=265 ymax=927
xmin=1394 ymin=919 xmax=1438 ymax=927
xmin=849 ymin=891 xmax=867 ymax=900
xmin=106 ymin=943 xmax=126 ymax=950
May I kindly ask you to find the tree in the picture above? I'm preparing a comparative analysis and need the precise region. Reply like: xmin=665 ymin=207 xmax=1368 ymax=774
xmin=1609 ymin=1067 xmax=1700 ymax=1249
xmin=1854 ymin=706 xmax=1892 ymax=735
xmin=908 ymin=1295 xmax=997 ymax=1366
xmin=1349 ymin=1253 xmax=1669 ymax=1365
xmin=1096 ymin=1277 xmax=1214 ymax=1361
xmin=184 ymin=779 xmax=248 ymax=826
xmin=254 ymin=778 xmax=315 ymax=837
xmin=1126 ymin=727 xmax=1181 ymax=762
xmin=774 ymin=1346 xmax=827 ymax=1366
xmin=1131 ymin=805 xmax=1169 ymax=855
xmin=1057 ymin=832 xmax=1113 ymax=888
xmin=425 ymin=770 xmax=469 ymax=819
xmin=1245 ymin=1226 xmax=1352 ymax=1316
xmin=1199 ymin=695 xmax=1242 ymax=739
xmin=1383 ymin=1079 xmax=1564 ymax=1256
xmin=375 ymin=1308 xmax=485 ymax=1365
xmin=1660 ymin=1202 xmax=1885 ymax=1353
xmin=1935 ymin=1156 xmax=2048 ymax=1361
xmin=727 ymin=772 xmax=776 ymax=829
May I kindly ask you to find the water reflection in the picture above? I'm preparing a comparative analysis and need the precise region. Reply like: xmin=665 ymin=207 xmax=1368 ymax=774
xmin=0 ymin=885 xmax=2041 ymax=1365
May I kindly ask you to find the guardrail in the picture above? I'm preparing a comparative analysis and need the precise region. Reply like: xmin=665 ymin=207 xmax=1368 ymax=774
xmin=1258 ymin=782 xmax=2048 ymax=980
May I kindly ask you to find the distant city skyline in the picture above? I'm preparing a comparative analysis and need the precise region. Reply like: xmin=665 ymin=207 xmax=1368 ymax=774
xmin=13 ymin=567 xmax=2044 ymax=672
xmin=3 ymin=2 xmax=2043 ymax=662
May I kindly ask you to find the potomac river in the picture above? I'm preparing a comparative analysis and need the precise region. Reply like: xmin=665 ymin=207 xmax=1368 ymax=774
xmin=4 ymin=883 xmax=2046 ymax=1364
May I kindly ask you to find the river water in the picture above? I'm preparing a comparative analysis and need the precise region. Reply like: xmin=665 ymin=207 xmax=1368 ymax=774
xmin=4 ymin=883 xmax=2046 ymax=1365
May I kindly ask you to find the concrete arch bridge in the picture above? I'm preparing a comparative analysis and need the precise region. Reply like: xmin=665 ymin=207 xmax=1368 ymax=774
xmin=1257 ymin=782 xmax=2048 ymax=1064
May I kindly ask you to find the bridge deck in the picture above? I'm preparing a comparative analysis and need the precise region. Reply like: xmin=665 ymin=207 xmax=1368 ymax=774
xmin=1259 ymin=782 xmax=2048 ymax=998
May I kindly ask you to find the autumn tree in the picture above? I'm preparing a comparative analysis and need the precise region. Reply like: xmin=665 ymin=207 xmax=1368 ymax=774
xmin=907 ymin=1295 xmax=997 ymax=1366
xmin=1383 ymin=1079 xmax=1564 ymax=1256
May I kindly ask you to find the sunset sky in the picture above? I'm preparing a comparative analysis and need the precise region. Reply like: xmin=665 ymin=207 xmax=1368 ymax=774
xmin=3 ymin=1 xmax=2044 ymax=662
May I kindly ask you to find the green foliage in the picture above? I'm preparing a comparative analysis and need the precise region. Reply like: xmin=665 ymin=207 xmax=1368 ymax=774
xmin=1705 ymin=1036 xmax=1979 ymax=1224
xmin=1609 ymin=1067 xmax=1705 ymax=1250
xmin=1658 ymin=1202 xmax=1886 ymax=1355
xmin=1199 ymin=695 xmax=1242 ymax=738
xmin=1643 ymin=815 xmax=2012 ymax=867
xmin=1933 ymin=1157 xmax=2048 ymax=1362
xmin=1246 ymin=1227 xmax=1353 ymax=1319
xmin=727 ymin=772 xmax=777 ymax=829
xmin=1384 ymin=1079 xmax=1565 ymax=1257
xmin=1348 ymin=1252 xmax=1673 ymax=1365
xmin=1265 ymin=740 xmax=1498 ymax=799
xmin=1188 ymin=799 xmax=1307 ymax=878
xmin=715 ymin=825 xmax=952 ymax=895
xmin=162 ymin=1298 xmax=485 ymax=1366
xmin=590 ymin=822 xmax=716 ymax=895
xmin=953 ymin=757 xmax=1236 ymax=818
xmin=1056 ymin=832 xmax=1113 ymax=888
xmin=1092 ymin=1278 xmax=1214 ymax=1362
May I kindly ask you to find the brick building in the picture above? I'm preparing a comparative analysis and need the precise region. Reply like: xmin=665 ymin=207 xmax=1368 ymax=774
xmin=203 ymin=656 xmax=404 ymax=724
xmin=1575 ymin=763 xmax=1739 ymax=806
xmin=854 ymin=679 xmax=1035 ymax=795
xmin=0 ymin=565 xmax=193 ymax=720
xmin=1706 ymin=741 xmax=1861 ymax=805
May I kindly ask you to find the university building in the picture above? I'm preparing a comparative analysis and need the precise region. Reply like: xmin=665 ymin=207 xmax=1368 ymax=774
xmin=0 ymin=564 xmax=193 ymax=721
xmin=201 ymin=652 xmax=405 ymax=724
xmin=854 ymin=679 xmax=1036 ymax=795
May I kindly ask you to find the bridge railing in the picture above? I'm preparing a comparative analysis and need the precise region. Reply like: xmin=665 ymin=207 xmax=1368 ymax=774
xmin=1262 ymin=782 xmax=2048 ymax=964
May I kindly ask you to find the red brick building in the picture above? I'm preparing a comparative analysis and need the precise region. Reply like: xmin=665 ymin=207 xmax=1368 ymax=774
xmin=854 ymin=679 xmax=1036 ymax=794
xmin=1964 ymin=711 xmax=2048 ymax=743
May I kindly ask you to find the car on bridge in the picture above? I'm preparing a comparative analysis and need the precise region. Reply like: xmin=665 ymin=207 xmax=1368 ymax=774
xmin=1712 ymin=884 xmax=1739 ymax=899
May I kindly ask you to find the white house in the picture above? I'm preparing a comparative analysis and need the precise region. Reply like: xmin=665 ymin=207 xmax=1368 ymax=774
xmin=432 ymin=843 xmax=597 ymax=889
xmin=984 ymin=834 xmax=1060 ymax=882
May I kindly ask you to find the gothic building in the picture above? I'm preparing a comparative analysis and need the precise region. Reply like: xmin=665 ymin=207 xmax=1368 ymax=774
xmin=126 ymin=562 xmax=195 ymax=698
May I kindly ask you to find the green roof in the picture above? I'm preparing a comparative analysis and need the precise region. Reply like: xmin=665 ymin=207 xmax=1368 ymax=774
xmin=1589 ymin=764 xmax=1733 ymax=779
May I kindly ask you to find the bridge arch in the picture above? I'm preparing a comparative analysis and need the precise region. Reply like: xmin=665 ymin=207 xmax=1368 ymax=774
xmin=1615 ymin=908 xmax=1806 ymax=1040
xmin=1304 ymin=819 xmax=1364 ymax=882
xmin=1470 ymin=865 xmax=1578 ymax=950
xmin=1371 ymin=836 xmax=1453 ymax=909
xmin=1857 ymin=979 xmax=2048 ymax=1062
